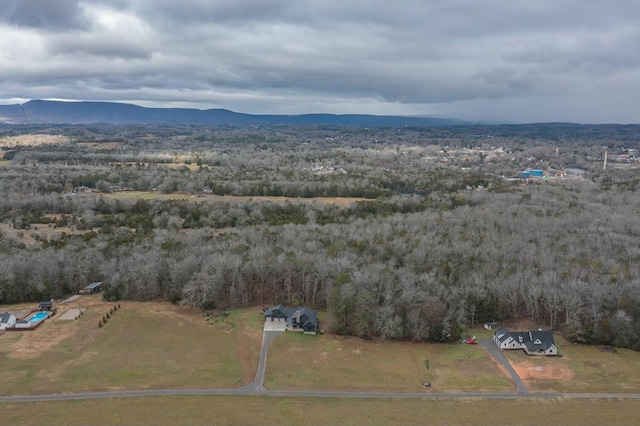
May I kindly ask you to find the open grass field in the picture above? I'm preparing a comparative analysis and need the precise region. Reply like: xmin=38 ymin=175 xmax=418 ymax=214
xmin=504 ymin=334 xmax=640 ymax=393
xmin=0 ymin=298 xmax=263 ymax=396
xmin=161 ymin=162 xmax=201 ymax=171
xmin=0 ymin=134 xmax=70 ymax=147
xmin=102 ymin=191 xmax=367 ymax=205
xmin=0 ymin=149 xmax=9 ymax=166
xmin=2 ymin=304 xmax=640 ymax=424
xmin=0 ymin=222 xmax=98 ymax=247
xmin=265 ymin=332 xmax=514 ymax=393
xmin=76 ymin=142 xmax=125 ymax=150
xmin=2 ymin=396 xmax=640 ymax=425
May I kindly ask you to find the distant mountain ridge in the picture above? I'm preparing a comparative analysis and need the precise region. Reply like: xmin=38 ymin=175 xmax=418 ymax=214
xmin=0 ymin=100 xmax=464 ymax=126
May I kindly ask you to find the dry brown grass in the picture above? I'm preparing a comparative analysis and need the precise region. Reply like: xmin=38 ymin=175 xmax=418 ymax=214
xmin=3 ymin=396 xmax=640 ymax=425
xmin=102 ymin=190 xmax=366 ymax=205
xmin=76 ymin=142 xmax=125 ymax=150
xmin=0 ymin=300 xmax=263 ymax=395
xmin=0 ymin=134 xmax=70 ymax=147
xmin=503 ymin=334 xmax=640 ymax=393
xmin=265 ymin=332 xmax=514 ymax=393
xmin=0 ymin=222 xmax=97 ymax=247
xmin=5 ymin=295 xmax=107 ymax=359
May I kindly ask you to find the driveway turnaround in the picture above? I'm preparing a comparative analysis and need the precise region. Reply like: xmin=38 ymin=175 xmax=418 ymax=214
xmin=479 ymin=338 xmax=528 ymax=394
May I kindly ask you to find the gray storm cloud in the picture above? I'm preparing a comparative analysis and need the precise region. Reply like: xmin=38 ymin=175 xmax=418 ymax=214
xmin=0 ymin=0 xmax=638 ymax=123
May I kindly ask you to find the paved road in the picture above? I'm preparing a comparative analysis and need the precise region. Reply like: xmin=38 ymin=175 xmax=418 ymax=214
xmin=2 ymin=388 xmax=640 ymax=403
xmin=479 ymin=338 xmax=528 ymax=394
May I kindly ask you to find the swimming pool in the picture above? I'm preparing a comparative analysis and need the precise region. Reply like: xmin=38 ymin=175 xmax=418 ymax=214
xmin=29 ymin=312 xmax=49 ymax=322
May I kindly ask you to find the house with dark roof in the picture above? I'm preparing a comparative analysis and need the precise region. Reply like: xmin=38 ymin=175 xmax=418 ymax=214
xmin=263 ymin=305 xmax=318 ymax=335
xmin=494 ymin=327 xmax=557 ymax=356
xmin=0 ymin=312 xmax=16 ymax=330
xmin=39 ymin=300 xmax=55 ymax=312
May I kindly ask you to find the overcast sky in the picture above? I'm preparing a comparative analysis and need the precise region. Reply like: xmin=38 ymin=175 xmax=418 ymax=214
xmin=1 ymin=0 xmax=639 ymax=123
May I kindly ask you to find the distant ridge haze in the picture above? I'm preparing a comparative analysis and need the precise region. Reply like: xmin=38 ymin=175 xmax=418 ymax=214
xmin=0 ymin=100 xmax=465 ymax=126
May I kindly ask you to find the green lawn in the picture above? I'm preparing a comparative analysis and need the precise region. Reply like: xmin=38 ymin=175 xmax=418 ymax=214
xmin=265 ymin=332 xmax=514 ymax=393
xmin=3 ymin=396 xmax=640 ymax=426
xmin=0 ymin=304 xmax=263 ymax=396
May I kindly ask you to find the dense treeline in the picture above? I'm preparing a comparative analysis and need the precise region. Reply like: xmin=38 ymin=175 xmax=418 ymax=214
xmin=1 ymin=179 xmax=640 ymax=348
xmin=1 ymin=125 xmax=640 ymax=349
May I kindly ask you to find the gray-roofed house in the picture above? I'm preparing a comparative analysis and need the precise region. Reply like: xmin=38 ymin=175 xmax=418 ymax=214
xmin=0 ymin=312 xmax=16 ymax=330
xmin=79 ymin=281 xmax=103 ymax=294
xmin=263 ymin=305 xmax=318 ymax=335
xmin=39 ymin=300 xmax=55 ymax=311
xmin=494 ymin=327 xmax=557 ymax=356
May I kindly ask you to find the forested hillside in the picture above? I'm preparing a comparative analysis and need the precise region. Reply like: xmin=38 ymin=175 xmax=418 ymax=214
xmin=1 ymin=124 xmax=639 ymax=348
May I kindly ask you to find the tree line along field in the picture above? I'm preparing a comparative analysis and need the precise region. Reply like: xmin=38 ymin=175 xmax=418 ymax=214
xmin=1 ymin=300 xmax=640 ymax=425
xmin=0 ymin=124 xmax=640 ymax=350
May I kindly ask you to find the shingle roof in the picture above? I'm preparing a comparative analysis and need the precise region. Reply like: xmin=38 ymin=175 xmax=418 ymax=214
xmin=495 ymin=328 xmax=555 ymax=349
xmin=494 ymin=327 xmax=510 ymax=341
xmin=0 ymin=312 xmax=14 ymax=323
xmin=524 ymin=330 xmax=555 ymax=351
xmin=264 ymin=305 xmax=318 ymax=331
xmin=84 ymin=281 xmax=103 ymax=289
